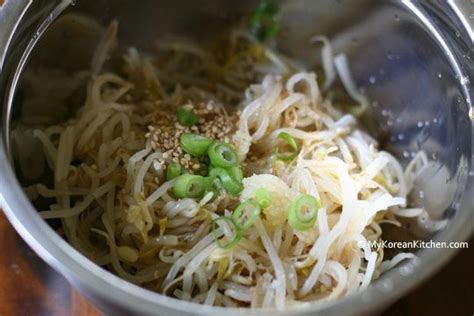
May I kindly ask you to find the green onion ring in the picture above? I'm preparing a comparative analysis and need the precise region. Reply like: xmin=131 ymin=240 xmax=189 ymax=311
xmin=179 ymin=133 xmax=213 ymax=157
xmin=250 ymin=0 xmax=279 ymax=42
xmin=275 ymin=132 xmax=299 ymax=161
xmin=166 ymin=162 xmax=182 ymax=180
xmin=227 ymin=166 xmax=243 ymax=182
xmin=208 ymin=141 xmax=239 ymax=168
xmin=288 ymin=194 xmax=319 ymax=230
xmin=211 ymin=216 xmax=242 ymax=249
xmin=232 ymin=199 xmax=261 ymax=230
xmin=209 ymin=167 xmax=243 ymax=196
xmin=173 ymin=174 xmax=206 ymax=198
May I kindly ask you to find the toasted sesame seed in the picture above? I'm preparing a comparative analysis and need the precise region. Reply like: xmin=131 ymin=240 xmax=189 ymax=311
xmin=146 ymin=101 xmax=237 ymax=173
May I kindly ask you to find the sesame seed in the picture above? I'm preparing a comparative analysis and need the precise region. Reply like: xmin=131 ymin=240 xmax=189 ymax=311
xmin=145 ymin=101 xmax=237 ymax=173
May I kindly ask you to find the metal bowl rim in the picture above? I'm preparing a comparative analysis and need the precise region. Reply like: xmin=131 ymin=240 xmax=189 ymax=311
xmin=0 ymin=0 xmax=473 ymax=314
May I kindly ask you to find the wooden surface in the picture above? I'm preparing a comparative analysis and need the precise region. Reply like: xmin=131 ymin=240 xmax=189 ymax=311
xmin=0 ymin=211 xmax=472 ymax=316
xmin=0 ymin=212 xmax=100 ymax=316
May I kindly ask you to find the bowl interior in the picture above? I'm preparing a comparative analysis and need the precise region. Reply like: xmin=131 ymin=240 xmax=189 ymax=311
xmin=1 ymin=0 xmax=472 ymax=314
xmin=8 ymin=0 xmax=472 ymax=237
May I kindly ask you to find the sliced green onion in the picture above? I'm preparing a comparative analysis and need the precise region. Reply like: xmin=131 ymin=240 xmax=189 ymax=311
xmin=208 ymin=142 xmax=238 ymax=168
xmin=203 ymin=176 xmax=219 ymax=198
xmin=179 ymin=133 xmax=213 ymax=157
xmin=275 ymin=132 xmax=299 ymax=161
xmin=253 ymin=21 xmax=278 ymax=42
xmin=288 ymin=194 xmax=319 ymax=231
xmin=255 ymin=188 xmax=271 ymax=208
xmin=209 ymin=167 xmax=243 ymax=196
xmin=166 ymin=163 xmax=182 ymax=180
xmin=177 ymin=107 xmax=199 ymax=127
xmin=227 ymin=166 xmax=243 ymax=183
xmin=173 ymin=174 xmax=206 ymax=198
xmin=203 ymin=176 xmax=216 ymax=189
xmin=212 ymin=216 xmax=242 ymax=249
xmin=254 ymin=0 xmax=279 ymax=17
xmin=250 ymin=0 xmax=279 ymax=42
xmin=232 ymin=199 xmax=261 ymax=230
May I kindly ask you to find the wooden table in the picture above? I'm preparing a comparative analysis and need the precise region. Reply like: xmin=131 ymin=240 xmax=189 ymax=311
xmin=0 ymin=212 xmax=472 ymax=315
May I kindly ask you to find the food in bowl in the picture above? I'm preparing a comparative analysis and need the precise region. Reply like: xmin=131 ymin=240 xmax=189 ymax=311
xmin=17 ymin=2 xmax=432 ymax=309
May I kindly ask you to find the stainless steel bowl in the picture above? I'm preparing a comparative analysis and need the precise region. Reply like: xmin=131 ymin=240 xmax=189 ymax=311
xmin=0 ymin=0 xmax=473 ymax=315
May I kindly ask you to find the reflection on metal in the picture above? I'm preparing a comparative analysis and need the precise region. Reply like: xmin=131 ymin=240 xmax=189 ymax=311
xmin=0 ymin=0 xmax=33 ymax=149
xmin=447 ymin=0 xmax=474 ymax=44
xmin=0 ymin=0 xmax=33 ymax=71
xmin=0 ymin=0 xmax=473 ymax=315
xmin=402 ymin=0 xmax=473 ymax=122
xmin=4 ymin=0 xmax=72 ymax=156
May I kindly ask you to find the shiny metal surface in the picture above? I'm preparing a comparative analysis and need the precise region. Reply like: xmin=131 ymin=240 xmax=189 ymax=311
xmin=0 ymin=0 xmax=473 ymax=315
